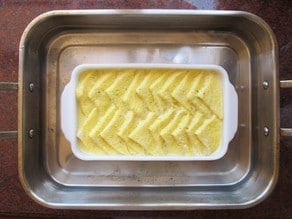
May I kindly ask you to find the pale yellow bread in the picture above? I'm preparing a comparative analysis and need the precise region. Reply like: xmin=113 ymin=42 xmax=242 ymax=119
xmin=76 ymin=68 xmax=223 ymax=156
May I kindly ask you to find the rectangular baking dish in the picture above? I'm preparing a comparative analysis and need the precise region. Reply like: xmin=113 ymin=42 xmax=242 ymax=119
xmin=18 ymin=10 xmax=280 ymax=209
xmin=61 ymin=64 xmax=238 ymax=161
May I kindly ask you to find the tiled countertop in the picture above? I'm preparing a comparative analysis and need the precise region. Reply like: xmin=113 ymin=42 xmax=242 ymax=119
xmin=0 ymin=1 xmax=291 ymax=218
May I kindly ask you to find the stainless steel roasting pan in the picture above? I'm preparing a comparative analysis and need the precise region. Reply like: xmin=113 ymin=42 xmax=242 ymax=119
xmin=9 ymin=10 xmax=292 ymax=209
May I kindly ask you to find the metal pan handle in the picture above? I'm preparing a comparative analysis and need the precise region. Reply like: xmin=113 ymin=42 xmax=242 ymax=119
xmin=0 ymin=82 xmax=18 ymax=139
xmin=280 ymin=80 xmax=292 ymax=137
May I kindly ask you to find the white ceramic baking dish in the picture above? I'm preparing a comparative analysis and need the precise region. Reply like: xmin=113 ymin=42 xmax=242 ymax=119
xmin=61 ymin=64 xmax=238 ymax=160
